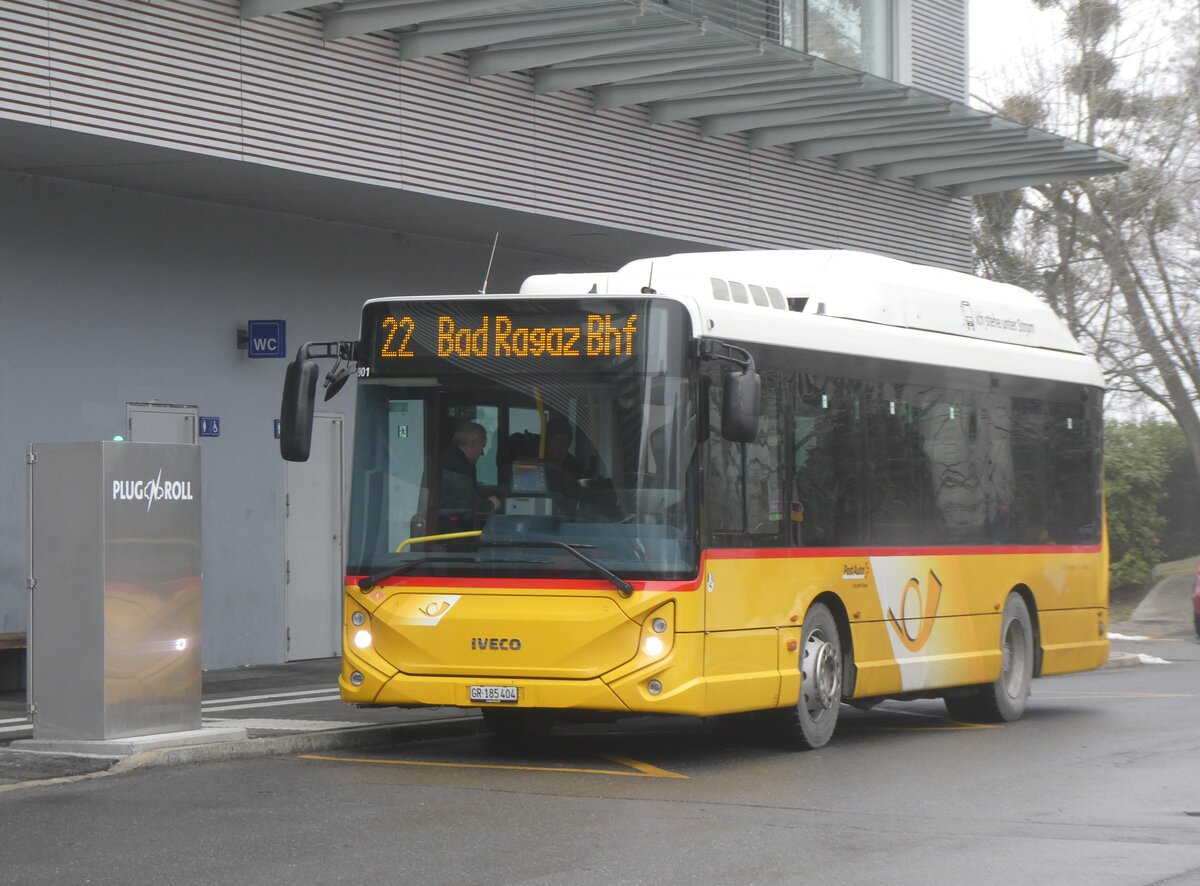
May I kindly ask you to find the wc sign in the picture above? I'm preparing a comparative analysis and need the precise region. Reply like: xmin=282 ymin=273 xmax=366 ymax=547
xmin=247 ymin=320 xmax=286 ymax=359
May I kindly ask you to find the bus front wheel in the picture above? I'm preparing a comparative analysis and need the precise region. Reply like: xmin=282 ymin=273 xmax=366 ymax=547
xmin=775 ymin=602 xmax=843 ymax=750
xmin=944 ymin=593 xmax=1034 ymax=723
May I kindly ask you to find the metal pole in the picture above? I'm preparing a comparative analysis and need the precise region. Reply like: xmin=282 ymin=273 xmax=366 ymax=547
xmin=24 ymin=445 xmax=35 ymax=719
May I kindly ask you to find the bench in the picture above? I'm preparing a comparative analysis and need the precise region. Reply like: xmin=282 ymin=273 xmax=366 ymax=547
xmin=0 ymin=632 xmax=27 ymax=692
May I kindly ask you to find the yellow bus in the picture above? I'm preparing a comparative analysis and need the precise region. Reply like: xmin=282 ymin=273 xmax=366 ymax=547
xmin=280 ymin=249 xmax=1108 ymax=749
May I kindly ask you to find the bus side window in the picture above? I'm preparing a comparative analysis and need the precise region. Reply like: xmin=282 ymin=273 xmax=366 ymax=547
xmin=1009 ymin=397 xmax=1051 ymax=544
xmin=792 ymin=375 xmax=864 ymax=547
xmin=705 ymin=370 xmax=784 ymax=547
xmin=1048 ymin=400 xmax=1098 ymax=543
xmin=923 ymin=390 xmax=989 ymax=545
xmin=744 ymin=379 xmax=783 ymax=543
xmin=705 ymin=371 xmax=746 ymax=536
xmin=865 ymin=381 xmax=932 ymax=545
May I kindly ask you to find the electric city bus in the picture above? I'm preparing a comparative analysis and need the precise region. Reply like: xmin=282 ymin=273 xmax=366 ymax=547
xmin=279 ymin=249 xmax=1108 ymax=750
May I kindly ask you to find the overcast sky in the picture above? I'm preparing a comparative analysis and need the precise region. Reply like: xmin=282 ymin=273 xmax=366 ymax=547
xmin=967 ymin=0 xmax=1065 ymax=105
xmin=968 ymin=0 xmax=1180 ymax=109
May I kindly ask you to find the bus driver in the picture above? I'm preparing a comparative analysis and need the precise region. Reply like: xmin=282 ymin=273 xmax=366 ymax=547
xmin=438 ymin=421 xmax=501 ymax=532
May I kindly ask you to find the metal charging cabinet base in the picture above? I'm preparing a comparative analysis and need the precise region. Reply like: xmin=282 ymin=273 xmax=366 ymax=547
xmin=27 ymin=442 xmax=203 ymax=741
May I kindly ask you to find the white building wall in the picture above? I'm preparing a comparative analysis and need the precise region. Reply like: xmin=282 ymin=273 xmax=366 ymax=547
xmin=0 ymin=172 xmax=579 ymax=666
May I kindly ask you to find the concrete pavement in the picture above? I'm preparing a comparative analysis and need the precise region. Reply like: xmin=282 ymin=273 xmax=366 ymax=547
xmin=0 ymin=657 xmax=486 ymax=792
xmin=1105 ymin=567 xmax=1198 ymax=670
xmin=1119 ymin=567 xmax=1197 ymax=637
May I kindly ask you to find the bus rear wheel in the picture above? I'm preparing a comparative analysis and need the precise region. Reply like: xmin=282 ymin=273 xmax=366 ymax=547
xmin=775 ymin=602 xmax=843 ymax=750
xmin=944 ymin=594 xmax=1034 ymax=723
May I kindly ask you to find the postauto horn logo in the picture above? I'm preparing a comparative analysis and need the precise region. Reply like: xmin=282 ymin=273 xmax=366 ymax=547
xmin=112 ymin=468 xmax=195 ymax=512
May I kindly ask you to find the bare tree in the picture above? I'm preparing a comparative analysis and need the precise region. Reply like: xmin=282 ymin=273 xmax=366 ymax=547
xmin=973 ymin=0 xmax=1200 ymax=478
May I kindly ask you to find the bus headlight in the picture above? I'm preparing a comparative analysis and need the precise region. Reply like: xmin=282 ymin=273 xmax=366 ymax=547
xmin=643 ymin=635 xmax=665 ymax=658
xmin=353 ymin=629 xmax=372 ymax=649
xmin=638 ymin=603 xmax=674 ymax=662
xmin=351 ymin=611 xmax=366 ymax=627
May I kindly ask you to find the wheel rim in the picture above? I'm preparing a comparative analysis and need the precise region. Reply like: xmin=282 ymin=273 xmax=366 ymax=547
xmin=999 ymin=615 xmax=1028 ymax=699
xmin=801 ymin=629 xmax=841 ymax=717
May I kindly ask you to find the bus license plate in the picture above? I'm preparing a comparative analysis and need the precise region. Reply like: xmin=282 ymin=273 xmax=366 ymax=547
xmin=470 ymin=685 xmax=518 ymax=703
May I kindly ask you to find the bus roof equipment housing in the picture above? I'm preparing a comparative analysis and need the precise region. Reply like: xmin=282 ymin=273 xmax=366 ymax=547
xmin=520 ymin=249 xmax=1103 ymax=389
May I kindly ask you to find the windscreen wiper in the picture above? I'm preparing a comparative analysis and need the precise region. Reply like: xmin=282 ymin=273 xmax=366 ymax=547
xmin=359 ymin=554 xmax=550 ymax=591
xmin=359 ymin=557 xmax=471 ymax=591
xmin=478 ymin=540 xmax=634 ymax=597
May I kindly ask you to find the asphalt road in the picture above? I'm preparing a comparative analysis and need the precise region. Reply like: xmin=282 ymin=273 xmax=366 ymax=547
xmin=1 ymin=631 xmax=1197 ymax=886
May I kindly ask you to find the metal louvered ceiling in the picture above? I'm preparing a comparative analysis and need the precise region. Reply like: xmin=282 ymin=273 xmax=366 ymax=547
xmin=239 ymin=0 xmax=1126 ymax=196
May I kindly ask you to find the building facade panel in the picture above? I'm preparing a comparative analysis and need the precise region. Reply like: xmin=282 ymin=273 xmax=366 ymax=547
xmin=0 ymin=1 xmax=52 ymax=122
xmin=909 ymin=0 xmax=968 ymax=101
xmin=0 ymin=0 xmax=973 ymax=263
xmin=242 ymin=12 xmax=404 ymax=182
xmin=398 ymin=57 xmax=538 ymax=208
xmin=531 ymin=90 xmax=657 ymax=226
xmin=745 ymin=153 xmax=971 ymax=268
xmin=638 ymin=121 xmax=754 ymax=248
xmin=44 ymin=0 xmax=245 ymax=154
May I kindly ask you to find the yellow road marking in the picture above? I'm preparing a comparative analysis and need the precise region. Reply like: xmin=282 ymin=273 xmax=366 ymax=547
xmin=300 ymin=752 xmax=687 ymax=779
xmin=600 ymin=753 xmax=688 ymax=778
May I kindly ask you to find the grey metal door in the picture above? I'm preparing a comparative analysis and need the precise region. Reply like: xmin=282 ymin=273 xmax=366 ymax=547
xmin=284 ymin=413 xmax=344 ymax=661
xmin=127 ymin=403 xmax=198 ymax=443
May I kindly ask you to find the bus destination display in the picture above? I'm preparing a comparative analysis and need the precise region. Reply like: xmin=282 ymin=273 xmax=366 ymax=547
xmin=382 ymin=313 xmax=637 ymax=359
xmin=364 ymin=301 xmax=645 ymax=374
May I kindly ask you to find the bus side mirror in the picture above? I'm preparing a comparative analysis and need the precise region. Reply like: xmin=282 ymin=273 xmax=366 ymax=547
xmin=280 ymin=356 xmax=319 ymax=462
xmin=722 ymin=364 xmax=761 ymax=443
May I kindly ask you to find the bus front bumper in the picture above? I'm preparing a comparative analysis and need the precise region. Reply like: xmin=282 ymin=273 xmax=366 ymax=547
xmin=339 ymin=632 xmax=714 ymax=717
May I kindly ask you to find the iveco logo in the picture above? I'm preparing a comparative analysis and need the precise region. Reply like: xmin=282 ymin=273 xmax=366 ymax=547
xmin=471 ymin=637 xmax=523 ymax=651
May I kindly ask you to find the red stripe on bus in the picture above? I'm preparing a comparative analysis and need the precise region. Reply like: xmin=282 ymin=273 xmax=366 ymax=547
xmin=346 ymin=575 xmax=704 ymax=593
xmin=702 ymin=544 xmax=1102 ymax=559
xmin=348 ymin=543 xmax=1100 ymax=592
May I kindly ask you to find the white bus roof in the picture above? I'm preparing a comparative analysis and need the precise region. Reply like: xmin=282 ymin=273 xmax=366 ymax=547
xmin=518 ymin=249 xmax=1105 ymax=388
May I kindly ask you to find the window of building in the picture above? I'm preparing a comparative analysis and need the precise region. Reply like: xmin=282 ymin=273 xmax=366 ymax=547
xmin=662 ymin=2 xmax=897 ymax=78
xmin=782 ymin=0 xmax=895 ymax=77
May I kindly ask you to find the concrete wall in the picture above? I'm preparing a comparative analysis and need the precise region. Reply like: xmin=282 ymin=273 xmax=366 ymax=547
xmin=0 ymin=171 xmax=582 ymax=667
